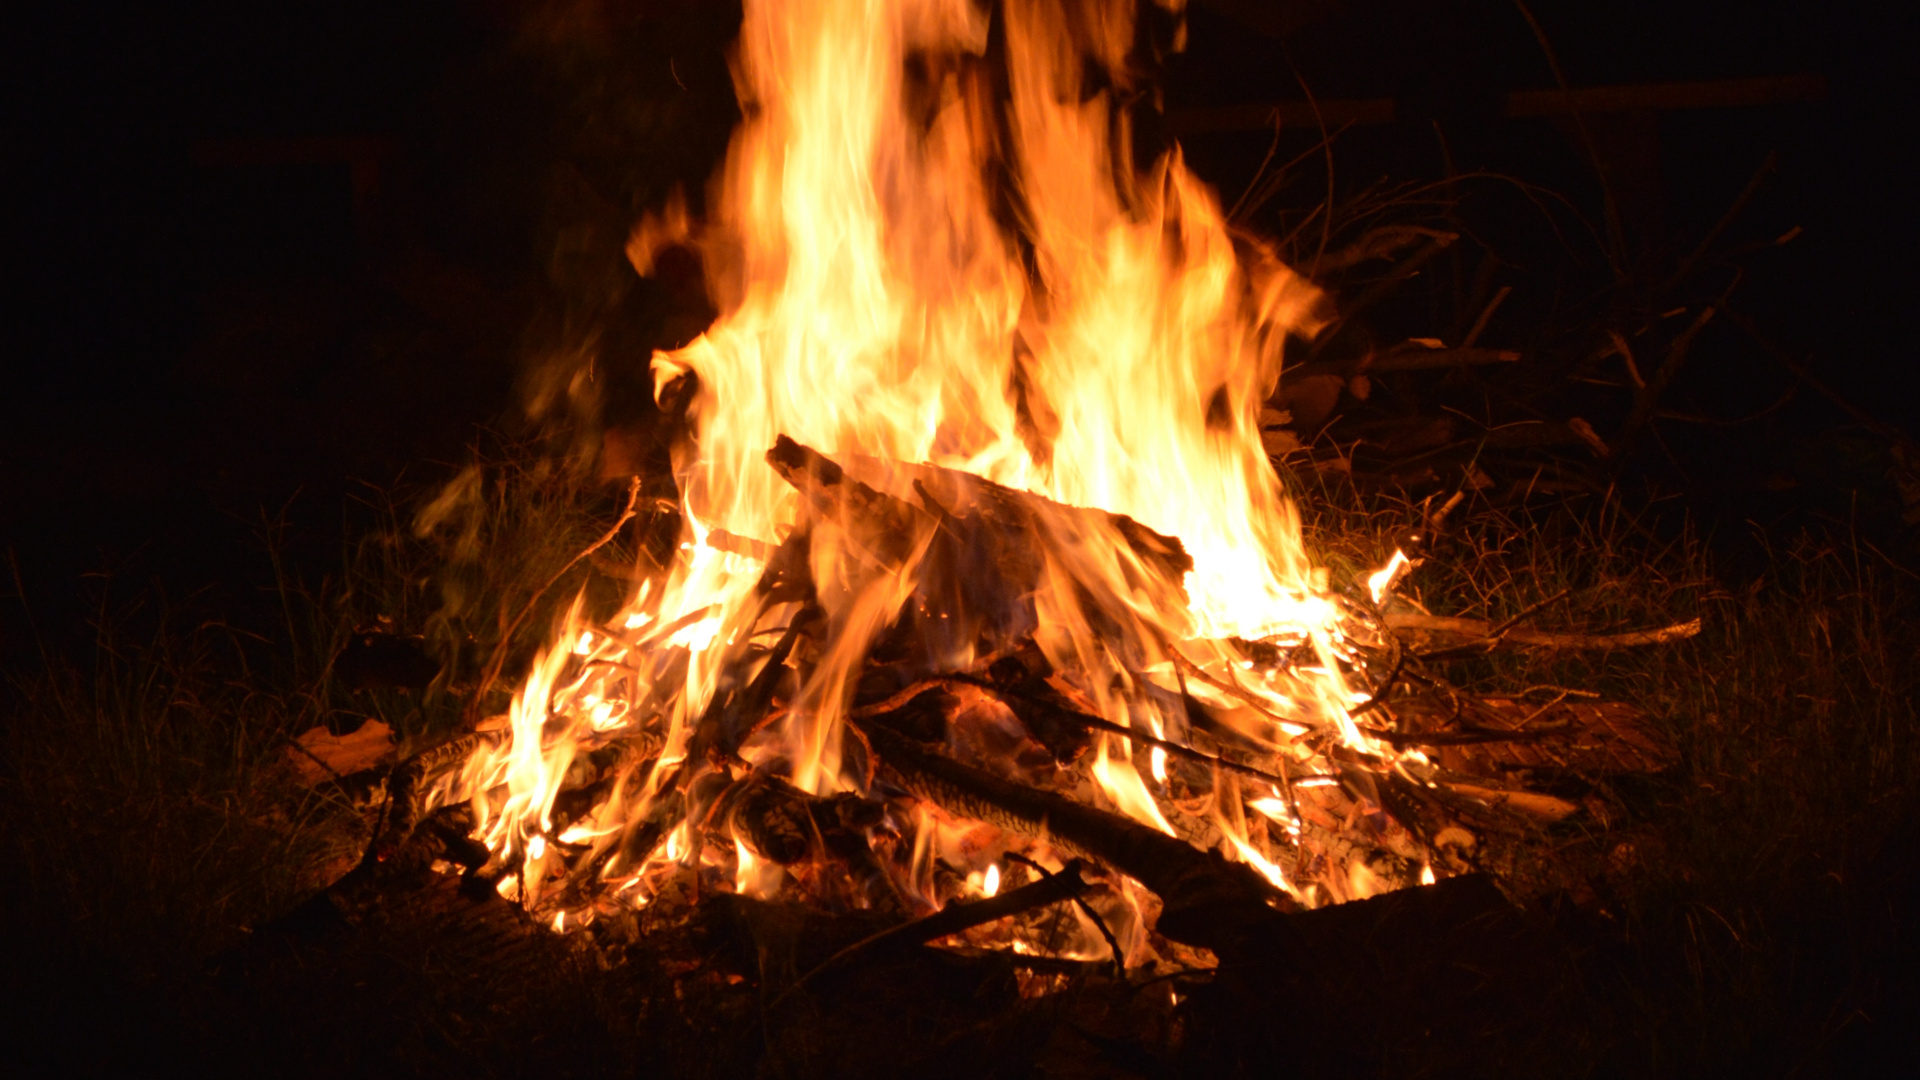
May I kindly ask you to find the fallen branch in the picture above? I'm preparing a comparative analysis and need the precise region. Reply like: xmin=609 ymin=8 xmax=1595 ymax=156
xmin=853 ymin=711 xmax=1296 ymax=952
xmin=773 ymin=860 xmax=1093 ymax=1005
xmin=469 ymin=476 xmax=644 ymax=721
xmin=1386 ymin=612 xmax=1701 ymax=650
xmin=938 ymin=673 xmax=1299 ymax=788
xmin=1439 ymin=780 xmax=1580 ymax=823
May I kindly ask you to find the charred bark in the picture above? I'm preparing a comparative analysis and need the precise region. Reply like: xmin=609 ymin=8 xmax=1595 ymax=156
xmin=852 ymin=703 xmax=1304 ymax=956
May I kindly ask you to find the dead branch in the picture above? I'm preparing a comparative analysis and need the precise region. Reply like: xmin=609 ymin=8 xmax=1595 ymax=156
xmin=469 ymin=476 xmax=644 ymax=721
xmin=938 ymin=672 xmax=1298 ymax=788
xmin=1616 ymin=304 xmax=1718 ymax=455
xmin=1386 ymin=612 xmax=1701 ymax=649
xmin=853 ymin=711 xmax=1297 ymax=952
xmin=774 ymin=859 xmax=1094 ymax=1005
xmin=1438 ymin=780 xmax=1580 ymax=823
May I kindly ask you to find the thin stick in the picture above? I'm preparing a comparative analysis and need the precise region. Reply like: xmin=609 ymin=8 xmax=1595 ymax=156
xmin=771 ymin=861 xmax=1092 ymax=1007
xmin=1617 ymin=304 xmax=1718 ymax=454
xmin=1721 ymin=307 xmax=1920 ymax=460
xmin=1005 ymin=852 xmax=1126 ymax=981
xmin=1165 ymin=651 xmax=1307 ymax=734
xmin=1509 ymin=0 xmax=1627 ymax=270
xmin=1461 ymin=285 xmax=1513 ymax=348
xmin=469 ymin=477 xmax=644 ymax=720
xmin=1347 ymin=648 xmax=1405 ymax=719
xmin=941 ymin=673 xmax=1298 ymax=787
xmin=1664 ymin=151 xmax=1777 ymax=294
xmin=1487 ymin=587 xmax=1574 ymax=640
xmin=1387 ymin=612 xmax=1701 ymax=650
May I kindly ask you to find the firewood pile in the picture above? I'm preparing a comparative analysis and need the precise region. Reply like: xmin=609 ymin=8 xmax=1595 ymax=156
xmin=245 ymin=0 xmax=1719 ymax=1066
xmin=286 ymin=434 xmax=1691 ymax=1030
xmin=258 ymin=438 xmax=1688 ymax=1075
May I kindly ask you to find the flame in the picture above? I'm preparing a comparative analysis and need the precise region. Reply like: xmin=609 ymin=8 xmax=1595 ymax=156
xmin=735 ymin=836 xmax=786 ymax=899
xmin=1091 ymin=734 xmax=1175 ymax=836
xmin=1367 ymin=549 xmax=1410 ymax=605
xmin=459 ymin=0 xmax=1427 ymax=928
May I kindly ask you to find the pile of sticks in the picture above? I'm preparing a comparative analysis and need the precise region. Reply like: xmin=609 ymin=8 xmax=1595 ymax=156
xmin=357 ymin=435 xmax=1694 ymax=974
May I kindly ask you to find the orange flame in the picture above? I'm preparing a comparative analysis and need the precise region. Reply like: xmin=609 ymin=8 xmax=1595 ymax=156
xmin=460 ymin=0 xmax=1420 ymax=926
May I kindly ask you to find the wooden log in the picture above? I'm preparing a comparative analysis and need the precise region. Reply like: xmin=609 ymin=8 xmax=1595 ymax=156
xmin=852 ymin=708 xmax=1301 ymax=953
xmin=775 ymin=860 xmax=1096 ymax=1003
xmin=767 ymin=435 xmax=1192 ymax=659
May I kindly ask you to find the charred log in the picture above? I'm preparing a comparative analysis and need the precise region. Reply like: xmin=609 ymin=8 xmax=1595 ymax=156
xmin=852 ymin=705 xmax=1302 ymax=954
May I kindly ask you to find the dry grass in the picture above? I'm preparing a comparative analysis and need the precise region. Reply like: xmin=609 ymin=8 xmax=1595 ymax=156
xmin=2 ymin=440 xmax=1914 ymax=1075
xmin=1302 ymin=470 xmax=1920 ymax=1075
xmin=0 ymin=581 xmax=355 ymax=1071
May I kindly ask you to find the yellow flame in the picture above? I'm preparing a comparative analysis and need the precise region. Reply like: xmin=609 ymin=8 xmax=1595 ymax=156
xmin=735 ymin=837 xmax=785 ymax=899
xmin=467 ymin=0 xmax=1419 ymax=921
xmin=1091 ymin=735 xmax=1175 ymax=836
xmin=1366 ymin=549 xmax=1410 ymax=605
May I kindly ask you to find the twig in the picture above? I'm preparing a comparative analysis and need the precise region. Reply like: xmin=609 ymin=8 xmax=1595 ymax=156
xmin=1386 ymin=612 xmax=1701 ymax=650
xmin=772 ymin=860 xmax=1092 ymax=1007
xmin=1226 ymin=110 xmax=1286 ymax=222
xmin=1509 ymin=0 xmax=1627 ymax=270
xmin=1306 ymin=232 xmax=1459 ymax=360
xmin=469 ymin=477 xmax=644 ymax=721
xmin=621 ymin=604 xmax=721 ymax=650
xmin=1364 ymin=726 xmax=1555 ymax=749
xmin=1004 ymin=852 xmax=1126 ymax=981
xmin=851 ymin=718 xmax=1296 ymax=949
xmin=1664 ymin=151 xmax=1777 ymax=294
xmin=1486 ymin=587 xmax=1574 ymax=640
xmin=1440 ymin=779 xmax=1580 ymax=822
xmin=1347 ymin=647 xmax=1405 ymax=719
xmin=5 ymin=548 xmax=52 ymax=670
xmin=1461 ymin=285 xmax=1513 ymax=348
xmin=876 ymin=674 xmax=1299 ymax=789
xmin=1616 ymin=303 xmax=1719 ymax=456
xmin=1721 ymin=308 xmax=1920 ymax=460
xmin=1165 ymin=651 xmax=1310 ymax=734
xmin=1356 ymin=346 xmax=1520 ymax=373
xmin=1654 ymin=380 xmax=1801 ymax=427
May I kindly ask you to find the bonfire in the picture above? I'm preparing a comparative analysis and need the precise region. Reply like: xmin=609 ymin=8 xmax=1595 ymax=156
xmin=363 ymin=0 xmax=1695 ymax=973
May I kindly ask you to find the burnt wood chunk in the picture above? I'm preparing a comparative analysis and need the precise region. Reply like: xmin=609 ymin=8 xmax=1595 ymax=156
xmin=852 ymin=714 xmax=1302 ymax=956
xmin=767 ymin=435 xmax=1193 ymax=662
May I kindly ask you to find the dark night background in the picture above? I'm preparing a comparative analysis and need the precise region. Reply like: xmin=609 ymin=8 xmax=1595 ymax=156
xmin=4 ymin=3 xmax=1920 ymax=1075
xmin=4 ymin=0 xmax=1915 ymax=645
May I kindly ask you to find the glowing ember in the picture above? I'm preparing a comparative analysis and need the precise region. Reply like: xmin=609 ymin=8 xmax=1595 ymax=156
xmin=433 ymin=0 xmax=1437 ymax=961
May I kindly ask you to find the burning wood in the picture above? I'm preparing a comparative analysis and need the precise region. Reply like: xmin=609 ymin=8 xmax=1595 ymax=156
xmin=377 ymin=0 xmax=1688 ymax=979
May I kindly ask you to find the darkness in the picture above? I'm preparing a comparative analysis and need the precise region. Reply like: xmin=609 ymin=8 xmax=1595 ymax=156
xmin=3 ymin=0 xmax=1914 ymax=625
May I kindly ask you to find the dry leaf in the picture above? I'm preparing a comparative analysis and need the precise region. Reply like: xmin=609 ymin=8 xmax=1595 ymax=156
xmin=1261 ymin=428 xmax=1304 ymax=455
xmin=288 ymin=720 xmax=396 ymax=785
